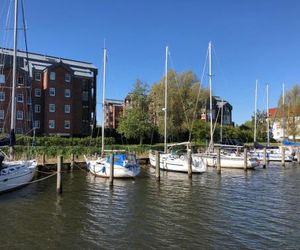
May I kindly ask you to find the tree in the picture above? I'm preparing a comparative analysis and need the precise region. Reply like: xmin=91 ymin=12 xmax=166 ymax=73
xmin=277 ymin=84 xmax=300 ymax=141
xmin=117 ymin=80 xmax=152 ymax=144
xmin=148 ymin=70 xmax=209 ymax=142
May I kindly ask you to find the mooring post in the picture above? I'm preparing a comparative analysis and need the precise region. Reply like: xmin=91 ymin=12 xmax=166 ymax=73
xmin=187 ymin=149 xmax=192 ymax=178
xmin=217 ymin=147 xmax=221 ymax=174
xmin=42 ymin=153 xmax=46 ymax=168
xmin=281 ymin=147 xmax=285 ymax=167
xmin=297 ymin=151 xmax=300 ymax=165
xmin=109 ymin=153 xmax=114 ymax=186
xmin=263 ymin=147 xmax=267 ymax=168
xmin=70 ymin=153 xmax=75 ymax=172
xmin=155 ymin=151 xmax=160 ymax=181
xmin=244 ymin=148 xmax=248 ymax=171
xmin=57 ymin=156 xmax=63 ymax=194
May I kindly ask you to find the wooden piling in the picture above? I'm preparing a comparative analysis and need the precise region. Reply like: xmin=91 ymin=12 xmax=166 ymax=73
xmin=297 ymin=151 xmax=300 ymax=164
xmin=187 ymin=149 xmax=192 ymax=178
xmin=42 ymin=153 xmax=46 ymax=167
xmin=57 ymin=156 xmax=63 ymax=194
xmin=281 ymin=147 xmax=285 ymax=167
xmin=155 ymin=151 xmax=160 ymax=181
xmin=109 ymin=153 xmax=114 ymax=186
xmin=216 ymin=147 xmax=221 ymax=174
xmin=244 ymin=148 xmax=248 ymax=171
xmin=263 ymin=147 xmax=267 ymax=168
xmin=70 ymin=153 xmax=75 ymax=171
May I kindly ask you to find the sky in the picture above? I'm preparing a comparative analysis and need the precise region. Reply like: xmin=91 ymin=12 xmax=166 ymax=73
xmin=1 ymin=0 xmax=300 ymax=125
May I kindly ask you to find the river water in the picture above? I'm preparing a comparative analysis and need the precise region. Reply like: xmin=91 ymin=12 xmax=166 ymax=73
xmin=1 ymin=163 xmax=300 ymax=249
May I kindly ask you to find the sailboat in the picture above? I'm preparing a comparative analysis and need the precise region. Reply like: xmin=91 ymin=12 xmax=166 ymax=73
xmin=148 ymin=46 xmax=207 ymax=173
xmin=0 ymin=0 xmax=37 ymax=193
xmin=197 ymin=42 xmax=259 ymax=169
xmin=84 ymin=48 xmax=140 ymax=178
xmin=252 ymin=83 xmax=293 ymax=162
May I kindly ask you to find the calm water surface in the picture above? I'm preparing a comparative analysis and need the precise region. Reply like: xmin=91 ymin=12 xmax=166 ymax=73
xmin=1 ymin=163 xmax=300 ymax=249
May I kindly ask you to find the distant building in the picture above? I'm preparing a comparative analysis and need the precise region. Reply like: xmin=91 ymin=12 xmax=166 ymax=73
xmin=201 ymin=96 xmax=233 ymax=126
xmin=268 ymin=107 xmax=300 ymax=141
xmin=0 ymin=48 xmax=97 ymax=136
xmin=104 ymin=99 xmax=123 ymax=129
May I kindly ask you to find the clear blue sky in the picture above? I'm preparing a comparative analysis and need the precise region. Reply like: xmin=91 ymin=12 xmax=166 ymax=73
xmin=2 ymin=0 xmax=300 ymax=125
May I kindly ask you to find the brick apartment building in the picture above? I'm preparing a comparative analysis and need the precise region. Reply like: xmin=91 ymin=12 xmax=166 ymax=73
xmin=104 ymin=99 xmax=123 ymax=129
xmin=0 ymin=48 xmax=97 ymax=136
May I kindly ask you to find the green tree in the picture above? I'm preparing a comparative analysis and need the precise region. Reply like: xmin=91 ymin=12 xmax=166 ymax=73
xmin=117 ymin=80 xmax=152 ymax=144
xmin=148 ymin=70 xmax=209 ymax=142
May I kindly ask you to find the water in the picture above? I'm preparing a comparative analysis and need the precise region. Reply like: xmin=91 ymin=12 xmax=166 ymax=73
xmin=1 ymin=163 xmax=300 ymax=249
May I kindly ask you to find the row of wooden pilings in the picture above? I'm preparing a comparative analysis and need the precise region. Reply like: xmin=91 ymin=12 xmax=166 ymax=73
xmin=48 ymin=148 xmax=300 ymax=193
xmin=46 ymin=153 xmax=116 ymax=195
xmin=153 ymin=146 xmax=300 ymax=180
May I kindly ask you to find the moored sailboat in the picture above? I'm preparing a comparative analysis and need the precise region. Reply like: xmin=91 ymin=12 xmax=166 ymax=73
xmin=0 ymin=0 xmax=37 ymax=193
xmin=84 ymin=48 xmax=140 ymax=178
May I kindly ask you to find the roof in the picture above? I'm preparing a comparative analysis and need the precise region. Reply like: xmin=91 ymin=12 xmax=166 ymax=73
xmin=268 ymin=108 xmax=277 ymax=119
xmin=0 ymin=47 xmax=97 ymax=78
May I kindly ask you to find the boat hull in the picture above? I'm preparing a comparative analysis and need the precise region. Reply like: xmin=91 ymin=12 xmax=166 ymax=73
xmin=198 ymin=154 xmax=259 ymax=169
xmin=86 ymin=160 xmax=140 ymax=178
xmin=149 ymin=152 xmax=207 ymax=173
xmin=0 ymin=160 xmax=37 ymax=193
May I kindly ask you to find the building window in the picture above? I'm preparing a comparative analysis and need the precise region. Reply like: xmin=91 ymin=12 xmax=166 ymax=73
xmin=49 ymin=120 xmax=55 ymax=129
xmin=16 ymin=111 xmax=23 ymax=120
xmin=34 ymin=104 xmax=41 ymax=113
xmin=0 ymin=92 xmax=5 ymax=101
xmin=18 ymin=77 xmax=24 ymax=85
xmin=0 ymin=74 xmax=5 ymax=84
xmin=65 ymin=89 xmax=71 ymax=98
xmin=0 ymin=110 xmax=4 ymax=120
xmin=49 ymin=104 xmax=55 ymax=112
xmin=17 ymin=93 xmax=24 ymax=103
xmin=82 ymin=91 xmax=88 ymax=101
xmin=49 ymin=87 xmax=55 ymax=97
xmin=34 ymin=120 xmax=40 ymax=129
xmin=35 ymin=72 xmax=41 ymax=81
xmin=50 ymin=71 xmax=56 ymax=81
xmin=65 ymin=73 xmax=71 ymax=82
xmin=64 ymin=120 xmax=70 ymax=129
xmin=64 ymin=105 xmax=70 ymax=113
xmin=35 ymin=88 xmax=41 ymax=97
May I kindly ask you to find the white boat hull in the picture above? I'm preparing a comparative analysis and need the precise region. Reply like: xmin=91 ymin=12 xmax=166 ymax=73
xmin=198 ymin=153 xmax=259 ymax=169
xmin=0 ymin=160 xmax=37 ymax=193
xmin=149 ymin=152 xmax=207 ymax=173
xmin=252 ymin=150 xmax=293 ymax=162
xmin=86 ymin=159 xmax=140 ymax=178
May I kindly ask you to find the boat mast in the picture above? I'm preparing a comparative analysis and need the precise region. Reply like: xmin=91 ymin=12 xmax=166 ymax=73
xmin=101 ymin=48 xmax=107 ymax=156
xmin=208 ymin=41 xmax=213 ymax=150
xmin=254 ymin=80 xmax=258 ymax=143
xmin=9 ymin=0 xmax=19 ymax=160
xmin=164 ymin=46 xmax=168 ymax=153
xmin=266 ymin=83 xmax=270 ymax=146
xmin=220 ymin=99 xmax=224 ymax=142
xmin=282 ymin=83 xmax=285 ymax=140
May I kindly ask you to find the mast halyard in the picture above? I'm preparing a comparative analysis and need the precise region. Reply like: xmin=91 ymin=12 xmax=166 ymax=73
xmin=208 ymin=41 xmax=213 ymax=151
xmin=164 ymin=46 xmax=168 ymax=153
xmin=9 ymin=0 xmax=19 ymax=160
xmin=101 ymin=48 xmax=107 ymax=156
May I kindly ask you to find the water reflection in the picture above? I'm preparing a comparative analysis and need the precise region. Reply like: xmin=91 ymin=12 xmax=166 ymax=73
xmin=0 ymin=164 xmax=299 ymax=249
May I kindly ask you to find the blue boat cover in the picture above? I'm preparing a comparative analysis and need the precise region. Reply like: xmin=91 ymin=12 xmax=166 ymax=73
xmin=282 ymin=139 xmax=300 ymax=146
xmin=106 ymin=154 xmax=126 ymax=166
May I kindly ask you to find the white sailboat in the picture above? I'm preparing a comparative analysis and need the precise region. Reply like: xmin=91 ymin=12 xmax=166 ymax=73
xmin=197 ymin=42 xmax=259 ymax=169
xmin=252 ymin=83 xmax=293 ymax=162
xmin=84 ymin=48 xmax=140 ymax=178
xmin=0 ymin=0 xmax=37 ymax=193
xmin=149 ymin=46 xmax=207 ymax=173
